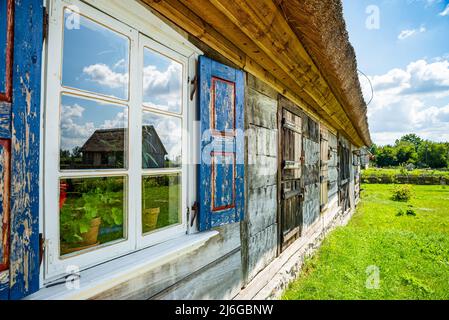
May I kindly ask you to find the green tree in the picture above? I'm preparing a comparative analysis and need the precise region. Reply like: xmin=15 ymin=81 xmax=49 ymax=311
xmin=375 ymin=145 xmax=397 ymax=167
xmin=396 ymin=134 xmax=423 ymax=151
xmin=395 ymin=141 xmax=418 ymax=165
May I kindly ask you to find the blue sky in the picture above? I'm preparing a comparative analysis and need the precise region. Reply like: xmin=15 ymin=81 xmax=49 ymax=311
xmin=342 ymin=0 xmax=449 ymax=145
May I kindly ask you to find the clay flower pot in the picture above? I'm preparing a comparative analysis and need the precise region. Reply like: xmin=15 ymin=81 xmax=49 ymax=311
xmin=80 ymin=217 xmax=101 ymax=246
xmin=61 ymin=217 xmax=102 ymax=255
xmin=143 ymin=208 xmax=160 ymax=232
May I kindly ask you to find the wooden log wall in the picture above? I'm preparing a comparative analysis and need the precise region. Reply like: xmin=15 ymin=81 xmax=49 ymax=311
xmin=91 ymin=224 xmax=242 ymax=300
xmin=242 ymin=74 xmax=278 ymax=284
xmin=327 ymin=132 xmax=339 ymax=211
xmin=302 ymin=117 xmax=320 ymax=231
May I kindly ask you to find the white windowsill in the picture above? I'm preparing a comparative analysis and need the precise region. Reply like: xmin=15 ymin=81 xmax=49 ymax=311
xmin=26 ymin=231 xmax=219 ymax=300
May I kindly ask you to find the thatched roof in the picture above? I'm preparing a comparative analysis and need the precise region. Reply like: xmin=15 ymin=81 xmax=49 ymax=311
xmin=142 ymin=0 xmax=371 ymax=147
xmin=81 ymin=126 xmax=167 ymax=154
xmin=81 ymin=128 xmax=125 ymax=153
xmin=277 ymin=0 xmax=371 ymax=146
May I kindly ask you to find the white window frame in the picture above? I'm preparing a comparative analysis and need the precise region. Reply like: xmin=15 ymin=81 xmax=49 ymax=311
xmin=43 ymin=0 xmax=201 ymax=282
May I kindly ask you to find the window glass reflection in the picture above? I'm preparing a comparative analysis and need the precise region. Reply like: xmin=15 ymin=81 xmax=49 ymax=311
xmin=142 ymin=174 xmax=180 ymax=234
xmin=142 ymin=111 xmax=181 ymax=169
xmin=62 ymin=9 xmax=130 ymax=100
xmin=59 ymin=176 xmax=126 ymax=256
xmin=60 ymin=94 xmax=128 ymax=170
xmin=142 ymin=47 xmax=182 ymax=113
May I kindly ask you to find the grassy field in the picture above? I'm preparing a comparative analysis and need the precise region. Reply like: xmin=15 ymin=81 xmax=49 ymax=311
xmin=282 ymin=184 xmax=449 ymax=300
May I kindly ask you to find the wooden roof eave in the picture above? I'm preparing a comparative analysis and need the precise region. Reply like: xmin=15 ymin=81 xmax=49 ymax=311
xmin=141 ymin=0 xmax=366 ymax=147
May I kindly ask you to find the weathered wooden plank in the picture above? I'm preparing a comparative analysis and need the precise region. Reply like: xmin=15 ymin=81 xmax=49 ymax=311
xmin=154 ymin=249 xmax=242 ymax=300
xmin=0 ymin=139 xmax=10 ymax=272
xmin=247 ymin=125 xmax=277 ymax=158
xmin=0 ymin=270 xmax=9 ymax=300
xmin=9 ymin=0 xmax=44 ymax=299
xmin=303 ymin=183 xmax=320 ymax=229
xmin=90 ymin=223 xmax=241 ymax=300
xmin=247 ymin=74 xmax=278 ymax=100
xmin=0 ymin=102 xmax=11 ymax=138
xmin=247 ymin=223 xmax=277 ymax=282
xmin=247 ymin=154 xmax=277 ymax=190
xmin=247 ymin=185 xmax=277 ymax=236
xmin=0 ymin=0 xmax=14 ymax=102
xmin=303 ymin=139 xmax=320 ymax=186
xmin=246 ymin=88 xmax=277 ymax=129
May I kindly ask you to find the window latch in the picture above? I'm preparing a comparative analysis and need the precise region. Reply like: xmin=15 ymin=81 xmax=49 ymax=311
xmin=39 ymin=233 xmax=45 ymax=267
xmin=190 ymin=201 xmax=199 ymax=227
xmin=189 ymin=75 xmax=197 ymax=101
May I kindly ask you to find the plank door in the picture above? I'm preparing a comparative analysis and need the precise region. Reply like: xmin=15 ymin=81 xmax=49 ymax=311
xmin=279 ymin=109 xmax=303 ymax=249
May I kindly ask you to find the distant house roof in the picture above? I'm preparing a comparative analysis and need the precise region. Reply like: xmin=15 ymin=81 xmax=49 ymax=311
xmin=81 ymin=126 xmax=168 ymax=155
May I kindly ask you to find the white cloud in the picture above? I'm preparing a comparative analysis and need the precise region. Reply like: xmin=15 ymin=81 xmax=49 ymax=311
xmin=398 ymin=25 xmax=426 ymax=40
xmin=83 ymin=63 xmax=128 ymax=88
xmin=363 ymin=58 xmax=449 ymax=145
xmin=369 ymin=59 xmax=449 ymax=95
xmin=60 ymin=104 xmax=127 ymax=151
xmin=440 ymin=4 xmax=449 ymax=16
xmin=143 ymin=62 xmax=182 ymax=112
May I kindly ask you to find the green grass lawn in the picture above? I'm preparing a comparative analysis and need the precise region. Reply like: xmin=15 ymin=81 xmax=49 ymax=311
xmin=282 ymin=184 xmax=449 ymax=300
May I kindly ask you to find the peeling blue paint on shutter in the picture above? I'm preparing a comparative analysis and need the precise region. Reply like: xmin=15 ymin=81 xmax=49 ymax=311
xmin=198 ymin=56 xmax=244 ymax=231
xmin=8 ymin=0 xmax=44 ymax=299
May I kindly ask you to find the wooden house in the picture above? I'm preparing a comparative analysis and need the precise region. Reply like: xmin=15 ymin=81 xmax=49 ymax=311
xmin=0 ymin=0 xmax=371 ymax=300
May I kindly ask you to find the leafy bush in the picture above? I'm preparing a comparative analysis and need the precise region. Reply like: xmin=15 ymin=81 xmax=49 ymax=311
xmin=391 ymin=184 xmax=413 ymax=202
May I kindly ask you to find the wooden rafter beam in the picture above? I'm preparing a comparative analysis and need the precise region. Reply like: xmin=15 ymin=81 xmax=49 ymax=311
xmin=141 ymin=0 xmax=364 ymax=146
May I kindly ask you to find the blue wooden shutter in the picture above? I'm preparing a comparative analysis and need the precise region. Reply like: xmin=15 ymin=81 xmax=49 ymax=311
xmin=198 ymin=56 xmax=244 ymax=231
xmin=0 ymin=0 xmax=43 ymax=300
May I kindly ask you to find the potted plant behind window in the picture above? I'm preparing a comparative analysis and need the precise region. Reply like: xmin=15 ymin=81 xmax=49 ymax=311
xmin=143 ymin=207 xmax=160 ymax=232
xmin=60 ymin=184 xmax=123 ymax=255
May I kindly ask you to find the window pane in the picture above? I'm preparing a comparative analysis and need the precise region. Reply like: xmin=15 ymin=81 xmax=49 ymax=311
xmin=142 ymin=47 xmax=182 ymax=113
xmin=62 ymin=9 xmax=129 ymax=100
xmin=59 ymin=176 xmax=126 ymax=256
xmin=142 ymin=174 xmax=181 ymax=234
xmin=142 ymin=112 xmax=181 ymax=169
xmin=60 ymin=94 xmax=128 ymax=170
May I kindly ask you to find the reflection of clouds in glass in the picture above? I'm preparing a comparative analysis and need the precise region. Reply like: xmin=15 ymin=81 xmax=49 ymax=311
xmin=83 ymin=63 xmax=129 ymax=89
xmin=143 ymin=112 xmax=181 ymax=164
xmin=60 ymin=99 xmax=127 ymax=151
xmin=62 ymin=9 xmax=129 ymax=100
xmin=143 ymin=49 xmax=182 ymax=113
xmin=60 ymin=104 xmax=95 ymax=151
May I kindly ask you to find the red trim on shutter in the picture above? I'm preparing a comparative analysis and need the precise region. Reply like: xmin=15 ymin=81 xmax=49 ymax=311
xmin=0 ymin=139 xmax=11 ymax=272
xmin=211 ymin=151 xmax=236 ymax=212
xmin=0 ymin=0 xmax=14 ymax=102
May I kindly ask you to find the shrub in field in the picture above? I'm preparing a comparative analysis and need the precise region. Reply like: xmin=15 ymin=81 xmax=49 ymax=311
xmin=391 ymin=184 xmax=413 ymax=201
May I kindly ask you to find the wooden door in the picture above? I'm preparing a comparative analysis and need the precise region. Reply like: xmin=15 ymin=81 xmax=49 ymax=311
xmin=279 ymin=109 xmax=303 ymax=249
